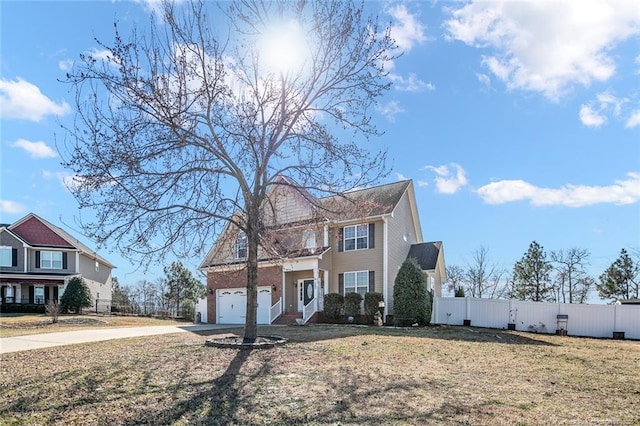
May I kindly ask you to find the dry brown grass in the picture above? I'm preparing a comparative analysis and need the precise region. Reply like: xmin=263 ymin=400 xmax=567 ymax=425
xmin=1 ymin=325 xmax=638 ymax=425
xmin=0 ymin=313 xmax=188 ymax=338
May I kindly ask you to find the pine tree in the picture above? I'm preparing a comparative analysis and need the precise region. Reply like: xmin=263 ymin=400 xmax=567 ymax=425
xmin=597 ymin=248 xmax=639 ymax=302
xmin=511 ymin=241 xmax=553 ymax=301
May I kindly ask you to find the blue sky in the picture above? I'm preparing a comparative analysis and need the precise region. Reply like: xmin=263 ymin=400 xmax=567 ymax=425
xmin=1 ymin=1 xmax=639 ymax=299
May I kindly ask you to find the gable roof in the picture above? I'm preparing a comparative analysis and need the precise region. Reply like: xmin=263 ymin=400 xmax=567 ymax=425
xmin=8 ymin=213 xmax=115 ymax=268
xmin=407 ymin=241 xmax=442 ymax=271
xmin=319 ymin=180 xmax=411 ymax=221
xmin=11 ymin=215 xmax=74 ymax=248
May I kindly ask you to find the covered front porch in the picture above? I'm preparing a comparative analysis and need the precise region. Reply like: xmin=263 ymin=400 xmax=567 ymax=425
xmin=280 ymin=255 xmax=330 ymax=324
xmin=0 ymin=277 xmax=66 ymax=305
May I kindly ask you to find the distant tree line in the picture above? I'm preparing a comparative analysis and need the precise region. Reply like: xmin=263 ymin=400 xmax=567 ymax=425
xmin=445 ymin=243 xmax=639 ymax=304
xmin=111 ymin=261 xmax=205 ymax=320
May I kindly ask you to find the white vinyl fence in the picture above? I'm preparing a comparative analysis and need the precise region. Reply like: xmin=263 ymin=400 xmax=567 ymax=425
xmin=195 ymin=297 xmax=208 ymax=323
xmin=432 ymin=297 xmax=640 ymax=340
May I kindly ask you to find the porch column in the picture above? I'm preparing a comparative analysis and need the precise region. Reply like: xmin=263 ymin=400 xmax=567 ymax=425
xmin=313 ymin=267 xmax=320 ymax=312
xmin=16 ymin=285 xmax=22 ymax=304
xmin=282 ymin=268 xmax=287 ymax=313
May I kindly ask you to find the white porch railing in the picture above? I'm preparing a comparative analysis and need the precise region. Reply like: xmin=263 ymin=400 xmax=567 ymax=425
xmin=302 ymin=297 xmax=317 ymax=323
xmin=270 ymin=297 xmax=283 ymax=323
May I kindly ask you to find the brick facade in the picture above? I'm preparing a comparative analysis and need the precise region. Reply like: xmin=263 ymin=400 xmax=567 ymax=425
xmin=206 ymin=265 xmax=282 ymax=324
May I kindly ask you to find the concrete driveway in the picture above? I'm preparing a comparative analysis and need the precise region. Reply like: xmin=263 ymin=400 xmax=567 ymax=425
xmin=0 ymin=324 xmax=241 ymax=354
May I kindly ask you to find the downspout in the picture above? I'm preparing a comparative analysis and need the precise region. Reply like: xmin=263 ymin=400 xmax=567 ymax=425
xmin=382 ymin=216 xmax=389 ymax=318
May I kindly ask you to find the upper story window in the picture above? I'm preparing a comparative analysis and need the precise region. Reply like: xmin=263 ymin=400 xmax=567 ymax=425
xmin=40 ymin=251 xmax=63 ymax=269
xmin=234 ymin=232 xmax=247 ymax=259
xmin=344 ymin=224 xmax=369 ymax=251
xmin=0 ymin=246 xmax=15 ymax=267
xmin=302 ymin=229 xmax=316 ymax=249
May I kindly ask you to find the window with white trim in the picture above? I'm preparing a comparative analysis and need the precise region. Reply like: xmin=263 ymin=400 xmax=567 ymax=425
xmin=0 ymin=246 xmax=12 ymax=267
xmin=344 ymin=224 xmax=368 ymax=251
xmin=41 ymin=251 xmax=63 ymax=269
xmin=234 ymin=232 xmax=247 ymax=259
xmin=344 ymin=270 xmax=369 ymax=296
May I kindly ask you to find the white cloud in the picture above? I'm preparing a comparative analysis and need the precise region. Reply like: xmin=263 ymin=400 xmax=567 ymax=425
xmin=0 ymin=200 xmax=26 ymax=215
xmin=477 ymin=172 xmax=640 ymax=207
xmin=58 ymin=59 xmax=74 ymax=71
xmin=376 ymin=100 xmax=405 ymax=122
xmin=11 ymin=139 xmax=58 ymax=159
xmin=0 ymin=77 xmax=71 ymax=121
xmin=625 ymin=109 xmax=640 ymax=128
xmin=445 ymin=1 xmax=640 ymax=100
xmin=579 ymin=104 xmax=606 ymax=127
xmin=580 ymin=91 xmax=637 ymax=128
xmin=387 ymin=4 xmax=427 ymax=53
xmin=42 ymin=170 xmax=75 ymax=189
xmin=422 ymin=163 xmax=468 ymax=194
xmin=417 ymin=180 xmax=429 ymax=188
xmin=396 ymin=173 xmax=409 ymax=181
xmin=390 ymin=73 xmax=435 ymax=92
xmin=476 ymin=73 xmax=491 ymax=88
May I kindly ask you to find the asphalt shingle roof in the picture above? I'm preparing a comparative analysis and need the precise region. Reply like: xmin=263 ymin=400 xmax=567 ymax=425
xmin=407 ymin=241 xmax=442 ymax=271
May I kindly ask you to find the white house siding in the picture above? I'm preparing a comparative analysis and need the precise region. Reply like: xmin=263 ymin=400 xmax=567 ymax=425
xmin=385 ymin=190 xmax=420 ymax=314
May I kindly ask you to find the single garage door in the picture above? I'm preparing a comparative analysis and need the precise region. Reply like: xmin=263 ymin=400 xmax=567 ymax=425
xmin=217 ymin=287 xmax=271 ymax=324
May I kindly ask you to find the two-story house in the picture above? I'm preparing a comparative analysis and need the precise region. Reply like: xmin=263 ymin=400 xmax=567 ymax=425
xmin=199 ymin=179 xmax=445 ymax=325
xmin=0 ymin=213 xmax=115 ymax=312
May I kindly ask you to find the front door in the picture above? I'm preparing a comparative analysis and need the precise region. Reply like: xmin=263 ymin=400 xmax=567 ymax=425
xmin=297 ymin=279 xmax=314 ymax=311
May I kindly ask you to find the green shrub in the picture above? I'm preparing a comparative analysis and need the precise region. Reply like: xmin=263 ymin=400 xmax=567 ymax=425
xmin=323 ymin=293 xmax=344 ymax=320
xmin=393 ymin=257 xmax=430 ymax=326
xmin=344 ymin=292 xmax=363 ymax=317
xmin=454 ymin=287 xmax=465 ymax=297
xmin=1 ymin=304 xmax=46 ymax=314
xmin=364 ymin=292 xmax=384 ymax=323
xmin=60 ymin=277 xmax=93 ymax=314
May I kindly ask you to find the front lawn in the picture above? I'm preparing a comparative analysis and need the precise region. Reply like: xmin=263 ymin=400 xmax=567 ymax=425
xmin=0 ymin=325 xmax=638 ymax=425
xmin=0 ymin=313 xmax=190 ymax=338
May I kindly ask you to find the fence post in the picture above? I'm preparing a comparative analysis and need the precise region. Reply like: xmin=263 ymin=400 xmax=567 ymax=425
xmin=432 ymin=296 xmax=439 ymax=324
xmin=463 ymin=297 xmax=471 ymax=326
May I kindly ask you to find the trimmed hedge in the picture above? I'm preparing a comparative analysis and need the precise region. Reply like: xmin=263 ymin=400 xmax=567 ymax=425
xmin=344 ymin=292 xmax=363 ymax=317
xmin=364 ymin=292 xmax=384 ymax=323
xmin=1 ymin=304 xmax=46 ymax=314
xmin=323 ymin=293 xmax=344 ymax=320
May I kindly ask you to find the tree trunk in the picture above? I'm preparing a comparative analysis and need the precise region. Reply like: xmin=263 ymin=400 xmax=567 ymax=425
xmin=244 ymin=210 xmax=260 ymax=343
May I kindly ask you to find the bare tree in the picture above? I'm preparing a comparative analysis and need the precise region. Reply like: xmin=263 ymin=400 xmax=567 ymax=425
xmin=445 ymin=265 xmax=465 ymax=296
xmin=136 ymin=279 xmax=158 ymax=315
xmin=551 ymin=248 xmax=592 ymax=303
xmin=61 ymin=1 xmax=396 ymax=341
xmin=465 ymin=246 xmax=507 ymax=299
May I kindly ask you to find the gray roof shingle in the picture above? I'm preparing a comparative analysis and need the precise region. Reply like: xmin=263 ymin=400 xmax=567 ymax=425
xmin=407 ymin=241 xmax=442 ymax=271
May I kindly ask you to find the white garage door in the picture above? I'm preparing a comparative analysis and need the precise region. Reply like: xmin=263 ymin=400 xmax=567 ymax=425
xmin=217 ymin=287 xmax=271 ymax=324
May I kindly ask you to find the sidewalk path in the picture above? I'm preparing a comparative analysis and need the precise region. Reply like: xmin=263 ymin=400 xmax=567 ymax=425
xmin=0 ymin=324 xmax=240 ymax=354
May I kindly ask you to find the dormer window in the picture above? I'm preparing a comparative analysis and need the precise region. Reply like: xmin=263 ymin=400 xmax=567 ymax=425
xmin=302 ymin=229 xmax=316 ymax=249
xmin=234 ymin=232 xmax=247 ymax=259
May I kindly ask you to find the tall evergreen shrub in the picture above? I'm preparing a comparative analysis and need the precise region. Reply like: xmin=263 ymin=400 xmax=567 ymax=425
xmin=393 ymin=258 xmax=430 ymax=326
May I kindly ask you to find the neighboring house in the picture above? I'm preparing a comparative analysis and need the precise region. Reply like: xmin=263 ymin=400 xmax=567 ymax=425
xmin=0 ymin=213 xmax=115 ymax=312
xmin=199 ymin=178 xmax=445 ymax=325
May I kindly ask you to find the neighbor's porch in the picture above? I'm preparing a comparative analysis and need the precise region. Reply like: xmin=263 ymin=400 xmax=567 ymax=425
xmin=0 ymin=279 xmax=65 ymax=305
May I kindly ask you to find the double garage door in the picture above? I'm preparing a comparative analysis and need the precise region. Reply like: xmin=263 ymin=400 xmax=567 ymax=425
xmin=216 ymin=286 xmax=272 ymax=324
